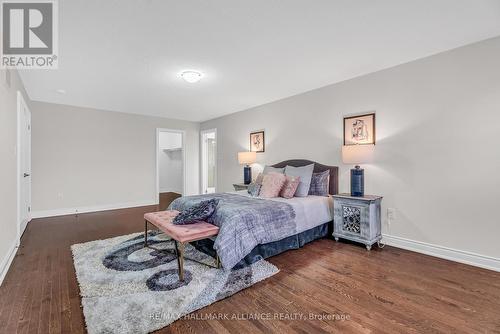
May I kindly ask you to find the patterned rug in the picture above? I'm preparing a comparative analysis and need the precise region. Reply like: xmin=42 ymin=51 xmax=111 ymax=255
xmin=71 ymin=231 xmax=279 ymax=334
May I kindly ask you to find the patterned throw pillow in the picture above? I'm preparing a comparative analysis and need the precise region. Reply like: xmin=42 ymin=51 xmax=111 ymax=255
xmin=280 ymin=175 xmax=301 ymax=199
xmin=259 ymin=172 xmax=286 ymax=198
xmin=308 ymin=170 xmax=330 ymax=196
xmin=247 ymin=172 xmax=264 ymax=197
xmin=247 ymin=182 xmax=261 ymax=197
xmin=255 ymin=172 xmax=264 ymax=184
xmin=173 ymin=199 xmax=219 ymax=225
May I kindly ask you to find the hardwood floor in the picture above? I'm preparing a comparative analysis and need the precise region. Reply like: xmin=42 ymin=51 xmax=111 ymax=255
xmin=1 ymin=205 xmax=499 ymax=333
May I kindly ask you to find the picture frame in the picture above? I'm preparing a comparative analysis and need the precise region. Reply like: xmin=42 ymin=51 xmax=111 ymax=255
xmin=343 ymin=113 xmax=376 ymax=145
xmin=250 ymin=131 xmax=265 ymax=153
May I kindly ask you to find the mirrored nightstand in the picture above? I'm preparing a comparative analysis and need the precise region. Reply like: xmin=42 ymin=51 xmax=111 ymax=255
xmin=332 ymin=193 xmax=383 ymax=250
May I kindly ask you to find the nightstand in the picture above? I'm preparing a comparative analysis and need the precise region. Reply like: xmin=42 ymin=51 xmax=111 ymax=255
xmin=332 ymin=193 xmax=382 ymax=250
xmin=233 ymin=183 xmax=249 ymax=191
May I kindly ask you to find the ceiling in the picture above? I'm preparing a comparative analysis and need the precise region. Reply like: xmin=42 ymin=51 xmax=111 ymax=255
xmin=19 ymin=0 xmax=500 ymax=122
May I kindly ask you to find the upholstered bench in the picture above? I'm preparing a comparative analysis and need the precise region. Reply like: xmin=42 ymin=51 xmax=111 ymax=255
xmin=144 ymin=210 xmax=220 ymax=281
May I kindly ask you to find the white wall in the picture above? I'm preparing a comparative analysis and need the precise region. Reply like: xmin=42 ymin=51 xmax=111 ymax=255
xmin=201 ymin=37 xmax=500 ymax=263
xmin=158 ymin=131 xmax=183 ymax=194
xmin=0 ymin=69 xmax=31 ymax=284
xmin=159 ymin=131 xmax=182 ymax=150
xmin=31 ymin=102 xmax=199 ymax=216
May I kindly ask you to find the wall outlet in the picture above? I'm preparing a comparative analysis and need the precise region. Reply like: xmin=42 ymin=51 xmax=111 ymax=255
xmin=58 ymin=192 xmax=64 ymax=199
xmin=387 ymin=208 xmax=397 ymax=222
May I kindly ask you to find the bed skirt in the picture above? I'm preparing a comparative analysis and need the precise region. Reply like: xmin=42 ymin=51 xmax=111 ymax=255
xmin=191 ymin=221 xmax=332 ymax=269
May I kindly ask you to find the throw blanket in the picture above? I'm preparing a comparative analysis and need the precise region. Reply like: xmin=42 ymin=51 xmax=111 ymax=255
xmin=169 ymin=193 xmax=297 ymax=269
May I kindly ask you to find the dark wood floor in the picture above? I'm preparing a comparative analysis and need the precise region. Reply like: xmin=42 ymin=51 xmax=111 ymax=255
xmin=1 ymin=204 xmax=499 ymax=334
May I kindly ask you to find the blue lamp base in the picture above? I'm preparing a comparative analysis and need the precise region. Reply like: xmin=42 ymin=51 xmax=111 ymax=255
xmin=243 ymin=165 xmax=252 ymax=185
xmin=350 ymin=166 xmax=364 ymax=197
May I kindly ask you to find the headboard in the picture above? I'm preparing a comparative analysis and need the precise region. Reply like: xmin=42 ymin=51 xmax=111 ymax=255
xmin=271 ymin=160 xmax=339 ymax=195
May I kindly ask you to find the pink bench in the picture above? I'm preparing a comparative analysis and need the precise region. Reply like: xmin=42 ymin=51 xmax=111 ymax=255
xmin=144 ymin=210 xmax=220 ymax=281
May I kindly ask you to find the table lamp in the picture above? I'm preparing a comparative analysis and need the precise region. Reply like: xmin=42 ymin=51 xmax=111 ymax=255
xmin=238 ymin=151 xmax=257 ymax=184
xmin=342 ymin=145 xmax=374 ymax=197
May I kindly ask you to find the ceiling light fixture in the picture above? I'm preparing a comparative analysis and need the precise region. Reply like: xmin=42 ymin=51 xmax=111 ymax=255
xmin=56 ymin=89 xmax=66 ymax=94
xmin=180 ymin=70 xmax=203 ymax=83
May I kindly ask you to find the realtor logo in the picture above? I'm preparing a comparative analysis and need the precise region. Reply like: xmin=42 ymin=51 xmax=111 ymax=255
xmin=1 ymin=0 xmax=58 ymax=69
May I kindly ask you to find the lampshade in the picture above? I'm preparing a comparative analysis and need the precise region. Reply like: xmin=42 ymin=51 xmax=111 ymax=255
xmin=342 ymin=145 xmax=374 ymax=165
xmin=238 ymin=151 xmax=257 ymax=165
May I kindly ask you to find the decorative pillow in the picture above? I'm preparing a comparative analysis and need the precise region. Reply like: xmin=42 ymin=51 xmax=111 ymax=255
xmin=259 ymin=172 xmax=286 ymax=198
xmin=263 ymin=166 xmax=285 ymax=175
xmin=173 ymin=199 xmax=219 ymax=225
xmin=255 ymin=172 xmax=264 ymax=184
xmin=280 ymin=175 xmax=300 ymax=199
xmin=284 ymin=164 xmax=315 ymax=197
xmin=247 ymin=182 xmax=261 ymax=197
xmin=309 ymin=170 xmax=330 ymax=196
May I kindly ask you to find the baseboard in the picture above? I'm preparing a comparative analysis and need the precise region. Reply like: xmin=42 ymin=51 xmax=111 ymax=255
xmin=0 ymin=239 xmax=18 ymax=286
xmin=382 ymin=234 xmax=500 ymax=272
xmin=31 ymin=200 xmax=158 ymax=219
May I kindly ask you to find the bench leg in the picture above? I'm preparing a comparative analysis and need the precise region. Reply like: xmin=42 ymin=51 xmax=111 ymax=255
xmin=144 ymin=220 xmax=148 ymax=247
xmin=216 ymin=255 xmax=221 ymax=269
xmin=175 ymin=241 xmax=185 ymax=281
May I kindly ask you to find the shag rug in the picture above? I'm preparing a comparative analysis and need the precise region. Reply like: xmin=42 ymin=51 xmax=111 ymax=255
xmin=71 ymin=231 xmax=279 ymax=334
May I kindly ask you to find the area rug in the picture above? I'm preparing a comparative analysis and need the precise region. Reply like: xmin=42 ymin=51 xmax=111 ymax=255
xmin=71 ymin=231 xmax=279 ymax=334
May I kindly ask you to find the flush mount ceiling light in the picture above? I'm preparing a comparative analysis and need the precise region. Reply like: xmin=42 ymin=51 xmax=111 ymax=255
xmin=56 ymin=89 xmax=66 ymax=94
xmin=180 ymin=70 xmax=203 ymax=83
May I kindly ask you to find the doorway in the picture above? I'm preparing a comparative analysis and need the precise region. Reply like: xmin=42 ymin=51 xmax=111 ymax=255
xmin=17 ymin=91 xmax=31 ymax=245
xmin=156 ymin=129 xmax=185 ymax=210
xmin=201 ymin=129 xmax=217 ymax=194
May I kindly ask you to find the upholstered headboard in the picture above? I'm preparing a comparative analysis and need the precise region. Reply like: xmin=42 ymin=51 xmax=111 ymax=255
xmin=270 ymin=160 xmax=339 ymax=195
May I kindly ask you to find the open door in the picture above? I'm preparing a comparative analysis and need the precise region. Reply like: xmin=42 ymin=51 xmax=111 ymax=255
xmin=201 ymin=129 xmax=217 ymax=194
xmin=17 ymin=92 xmax=31 ymax=242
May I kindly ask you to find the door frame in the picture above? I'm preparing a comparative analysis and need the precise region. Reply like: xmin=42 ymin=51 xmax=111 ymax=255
xmin=156 ymin=128 xmax=186 ymax=203
xmin=16 ymin=91 xmax=31 ymax=247
xmin=200 ymin=128 xmax=217 ymax=194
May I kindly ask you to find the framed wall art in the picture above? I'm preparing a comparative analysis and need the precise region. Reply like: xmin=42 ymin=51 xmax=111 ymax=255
xmin=250 ymin=131 xmax=265 ymax=153
xmin=344 ymin=113 xmax=375 ymax=145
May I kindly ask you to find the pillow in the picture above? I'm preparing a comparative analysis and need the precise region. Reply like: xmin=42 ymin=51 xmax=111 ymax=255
xmin=259 ymin=172 xmax=286 ymax=198
xmin=280 ymin=175 xmax=301 ymax=199
xmin=247 ymin=172 xmax=264 ymax=196
xmin=263 ymin=166 xmax=285 ymax=175
xmin=309 ymin=170 xmax=330 ymax=196
xmin=284 ymin=164 xmax=314 ymax=197
xmin=247 ymin=182 xmax=261 ymax=197
xmin=254 ymin=172 xmax=264 ymax=184
xmin=173 ymin=199 xmax=219 ymax=225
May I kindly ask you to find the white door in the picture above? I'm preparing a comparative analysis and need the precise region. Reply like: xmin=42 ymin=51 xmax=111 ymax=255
xmin=201 ymin=129 xmax=217 ymax=194
xmin=18 ymin=92 xmax=32 ymax=238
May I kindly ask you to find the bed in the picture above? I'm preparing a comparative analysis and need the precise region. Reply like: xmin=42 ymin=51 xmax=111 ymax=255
xmin=169 ymin=160 xmax=339 ymax=269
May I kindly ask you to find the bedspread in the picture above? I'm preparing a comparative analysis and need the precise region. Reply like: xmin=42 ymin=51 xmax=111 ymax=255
xmin=169 ymin=193 xmax=297 ymax=269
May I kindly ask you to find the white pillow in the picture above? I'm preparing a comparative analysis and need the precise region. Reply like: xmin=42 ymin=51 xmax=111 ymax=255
xmin=263 ymin=165 xmax=285 ymax=174
xmin=284 ymin=164 xmax=314 ymax=197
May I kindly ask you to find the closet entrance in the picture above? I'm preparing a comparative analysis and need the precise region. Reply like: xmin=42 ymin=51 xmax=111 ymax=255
xmin=156 ymin=129 xmax=185 ymax=210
